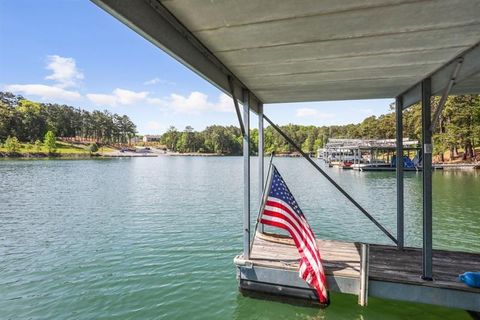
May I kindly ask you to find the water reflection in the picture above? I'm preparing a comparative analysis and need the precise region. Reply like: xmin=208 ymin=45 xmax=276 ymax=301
xmin=233 ymin=291 xmax=471 ymax=320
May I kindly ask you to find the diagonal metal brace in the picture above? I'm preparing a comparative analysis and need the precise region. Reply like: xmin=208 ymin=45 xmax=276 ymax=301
xmin=263 ymin=114 xmax=398 ymax=245
xmin=430 ymin=58 xmax=463 ymax=132
xmin=228 ymin=75 xmax=246 ymax=137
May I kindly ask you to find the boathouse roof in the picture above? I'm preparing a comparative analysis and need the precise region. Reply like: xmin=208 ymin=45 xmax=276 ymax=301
xmin=325 ymin=138 xmax=419 ymax=149
xmin=93 ymin=0 xmax=480 ymax=112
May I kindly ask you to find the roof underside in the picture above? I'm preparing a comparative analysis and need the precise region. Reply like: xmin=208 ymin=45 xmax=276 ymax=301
xmin=93 ymin=0 xmax=480 ymax=107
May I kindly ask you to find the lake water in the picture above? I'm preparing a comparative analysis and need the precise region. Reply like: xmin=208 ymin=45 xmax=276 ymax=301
xmin=1 ymin=157 xmax=479 ymax=319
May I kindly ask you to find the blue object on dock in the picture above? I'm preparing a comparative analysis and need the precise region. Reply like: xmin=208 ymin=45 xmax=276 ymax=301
xmin=391 ymin=156 xmax=415 ymax=168
xmin=459 ymin=272 xmax=480 ymax=288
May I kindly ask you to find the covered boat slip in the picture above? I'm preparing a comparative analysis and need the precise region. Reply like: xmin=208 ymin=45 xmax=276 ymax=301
xmin=92 ymin=0 xmax=480 ymax=312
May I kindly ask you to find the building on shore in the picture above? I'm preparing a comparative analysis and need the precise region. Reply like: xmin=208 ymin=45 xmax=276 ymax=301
xmin=130 ymin=136 xmax=142 ymax=144
xmin=142 ymin=135 xmax=162 ymax=143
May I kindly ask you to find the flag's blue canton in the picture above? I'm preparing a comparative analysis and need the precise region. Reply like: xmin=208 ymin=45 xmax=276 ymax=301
xmin=268 ymin=166 xmax=304 ymax=216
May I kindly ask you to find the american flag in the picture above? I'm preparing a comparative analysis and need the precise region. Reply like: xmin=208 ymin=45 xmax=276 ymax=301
xmin=259 ymin=165 xmax=329 ymax=305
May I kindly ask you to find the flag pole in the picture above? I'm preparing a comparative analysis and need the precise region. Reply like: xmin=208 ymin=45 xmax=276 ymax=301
xmin=249 ymin=152 xmax=275 ymax=254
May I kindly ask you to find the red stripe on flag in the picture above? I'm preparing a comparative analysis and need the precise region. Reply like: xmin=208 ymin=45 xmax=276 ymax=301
xmin=262 ymin=207 xmax=322 ymax=263
xmin=263 ymin=201 xmax=321 ymax=260
xmin=266 ymin=199 xmax=316 ymax=240
xmin=261 ymin=204 xmax=328 ymax=303
xmin=260 ymin=213 xmax=327 ymax=298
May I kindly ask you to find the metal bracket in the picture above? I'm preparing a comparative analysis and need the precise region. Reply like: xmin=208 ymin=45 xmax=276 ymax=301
xmin=430 ymin=58 xmax=463 ymax=132
xmin=228 ymin=75 xmax=246 ymax=137
xmin=424 ymin=144 xmax=433 ymax=154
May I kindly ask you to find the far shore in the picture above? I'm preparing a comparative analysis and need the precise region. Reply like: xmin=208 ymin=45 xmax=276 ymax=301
xmin=2 ymin=151 xmax=479 ymax=171
xmin=0 ymin=151 xmax=102 ymax=159
xmin=0 ymin=150 xmax=305 ymax=159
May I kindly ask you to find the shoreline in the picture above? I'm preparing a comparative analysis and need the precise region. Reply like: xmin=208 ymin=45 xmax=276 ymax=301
xmin=1 ymin=152 xmax=479 ymax=170
xmin=0 ymin=152 xmax=108 ymax=160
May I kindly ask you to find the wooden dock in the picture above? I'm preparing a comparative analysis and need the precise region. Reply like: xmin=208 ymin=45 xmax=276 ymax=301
xmin=235 ymin=232 xmax=480 ymax=311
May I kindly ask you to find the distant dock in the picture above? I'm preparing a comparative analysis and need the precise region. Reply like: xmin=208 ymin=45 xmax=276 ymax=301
xmin=439 ymin=163 xmax=480 ymax=170
xmin=102 ymin=152 xmax=158 ymax=158
xmin=348 ymin=163 xmax=479 ymax=172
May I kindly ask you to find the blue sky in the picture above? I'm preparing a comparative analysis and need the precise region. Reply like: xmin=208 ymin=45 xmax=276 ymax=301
xmin=0 ymin=0 xmax=394 ymax=134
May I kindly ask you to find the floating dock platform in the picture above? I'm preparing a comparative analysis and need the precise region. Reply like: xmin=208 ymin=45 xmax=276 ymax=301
xmin=234 ymin=232 xmax=480 ymax=312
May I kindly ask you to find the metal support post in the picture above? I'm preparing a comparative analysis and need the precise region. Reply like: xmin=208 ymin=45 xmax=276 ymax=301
xmin=258 ymin=104 xmax=264 ymax=233
xmin=243 ymin=90 xmax=251 ymax=259
xmin=358 ymin=243 xmax=370 ymax=306
xmin=422 ymin=78 xmax=433 ymax=280
xmin=396 ymin=96 xmax=404 ymax=250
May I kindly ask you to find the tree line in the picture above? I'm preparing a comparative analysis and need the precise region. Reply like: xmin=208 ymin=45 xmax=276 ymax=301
xmin=2 ymin=91 xmax=478 ymax=159
xmin=160 ymin=95 xmax=480 ymax=159
xmin=0 ymin=92 xmax=137 ymax=144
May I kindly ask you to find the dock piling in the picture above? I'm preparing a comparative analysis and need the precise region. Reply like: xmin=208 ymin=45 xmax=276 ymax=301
xmin=258 ymin=104 xmax=264 ymax=233
xmin=421 ymin=78 xmax=433 ymax=280
xmin=243 ymin=90 xmax=251 ymax=259
xmin=358 ymin=243 xmax=370 ymax=306
xmin=396 ymin=96 xmax=404 ymax=250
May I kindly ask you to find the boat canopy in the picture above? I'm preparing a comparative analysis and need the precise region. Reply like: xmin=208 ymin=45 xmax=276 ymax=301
xmin=93 ymin=0 xmax=480 ymax=113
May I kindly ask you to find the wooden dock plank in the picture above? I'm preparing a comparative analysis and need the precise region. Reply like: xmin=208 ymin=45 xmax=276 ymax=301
xmin=369 ymin=245 xmax=480 ymax=291
xmin=250 ymin=233 xmax=361 ymax=277
xmin=247 ymin=232 xmax=480 ymax=293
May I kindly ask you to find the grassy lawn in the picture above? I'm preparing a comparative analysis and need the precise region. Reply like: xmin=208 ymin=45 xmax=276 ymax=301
xmin=0 ymin=141 xmax=116 ymax=155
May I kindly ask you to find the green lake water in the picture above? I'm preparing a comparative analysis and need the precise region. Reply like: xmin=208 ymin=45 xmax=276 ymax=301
xmin=1 ymin=157 xmax=479 ymax=319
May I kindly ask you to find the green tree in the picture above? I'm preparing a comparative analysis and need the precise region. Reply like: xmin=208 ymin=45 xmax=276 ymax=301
xmin=17 ymin=99 xmax=46 ymax=141
xmin=44 ymin=130 xmax=56 ymax=153
xmin=0 ymin=91 xmax=137 ymax=144
xmin=35 ymin=139 xmax=42 ymax=152
xmin=4 ymin=136 xmax=20 ymax=153
xmin=34 ymin=140 xmax=42 ymax=152
xmin=161 ymin=126 xmax=180 ymax=151
xmin=176 ymin=126 xmax=199 ymax=153
xmin=89 ymin=143 xmax=99 ymax=154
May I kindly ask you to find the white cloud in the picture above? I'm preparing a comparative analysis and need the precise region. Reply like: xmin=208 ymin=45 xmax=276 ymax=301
xmin=296 ymin=108 xmax=318 ymax=117
xmin=114 ymin=88 xmax=148 ymax=105
xmin=45 ymin=55 xmax=84 ymax=88
xmin=165 ymin=92 xmax=233 ymax=114
xmin=215 ymin=93 xmax=234 ymax=112
xmin=144 ymin=78 xmax=160 ymax=85
xmin=146 ymin=121 xmax=162 ymax=131
xmin=146 ymin=97 xmax=167 ymax=107
xmin=295 ymin=107 xmax=334 ymax=120
xmin=86 ymin=88 xmax=149 ymax=106
xmin=85 ymin=93 xmax=117 ymax=106
xmin=143 ymin=77 xmax=175 ymax=86
xmin=4 ymin=84 xmax=81 ymax=101
xmin=4 ymin=55 xmax=84 ymax=101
